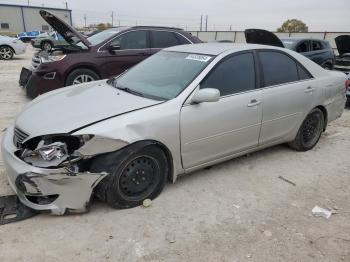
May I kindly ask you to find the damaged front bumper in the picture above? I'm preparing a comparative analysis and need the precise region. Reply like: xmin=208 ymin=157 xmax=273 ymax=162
xmin=1 ymin=126 xmax=108 ymax=215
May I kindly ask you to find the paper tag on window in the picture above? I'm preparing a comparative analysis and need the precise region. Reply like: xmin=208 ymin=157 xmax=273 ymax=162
xmin=185 ymin=54 xmax=211 ymax=62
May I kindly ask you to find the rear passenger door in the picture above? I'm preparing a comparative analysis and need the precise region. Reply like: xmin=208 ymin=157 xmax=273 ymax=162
xmin=258 ymin=50 xmax=315 ymax=145
xmin=307 ymin=40 xmax=327 ymax=65
xmin=98 ymin=30 xmax=151 ymax=78
xmin=150 ymin=30 xmax=191 ymax=55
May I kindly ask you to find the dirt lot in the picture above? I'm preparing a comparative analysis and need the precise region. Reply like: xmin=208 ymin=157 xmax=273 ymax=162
xmin=0 ymin=46 xmax=349 ymax=262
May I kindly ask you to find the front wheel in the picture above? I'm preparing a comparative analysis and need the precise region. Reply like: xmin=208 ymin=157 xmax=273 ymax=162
xmin=65 ymin=68 xmax=100 ymax=86
xmin=41 ymin=41 xmax=53 ymax=51
xmin=0 ymin=46 xmax=14 ymax=60
xmin=91 ymin=144 xmax=168 ymax=209
xmin=289 ymin=108 xmax=325 ymax=151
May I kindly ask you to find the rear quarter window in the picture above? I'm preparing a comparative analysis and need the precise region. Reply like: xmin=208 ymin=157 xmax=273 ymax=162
xmin=151 ymin=31 xmax=185 ymax=48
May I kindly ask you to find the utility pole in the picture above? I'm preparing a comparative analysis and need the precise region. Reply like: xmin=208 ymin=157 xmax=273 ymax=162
xmin=111 ymin=11 xmax=114 ymax=26
xmin=27 ymin=0 xmax=29 ymax=5
xmin=200 ymin=15 xmax=203 ymax=31
xmin=205 ymin=15 xmax=208 ymax=31
xmin=118 ymin=20 xmax=120 ymax=26
xmin=229 ymin=25 xmax=232 ymax=31
xmin=65 ymin=1 xmax=68 ymax=9
xmin=84 ymin=14 xmax=87 ymax=28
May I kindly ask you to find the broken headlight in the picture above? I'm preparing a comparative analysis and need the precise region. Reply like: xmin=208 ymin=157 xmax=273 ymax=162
xmin=36 ymin=141 xmax=68 ymax=161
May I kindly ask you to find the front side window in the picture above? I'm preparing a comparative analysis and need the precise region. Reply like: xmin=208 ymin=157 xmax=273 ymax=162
xmin=296 ymin=41 xmax=309 ymax=53
xmin=259 ymin=51 xmax=299 ymax=87
xmin=201 ymin=53 xmax=256 ymax=96
xmin=151 ymin=31 xmax=184 ymax=48
xmin=115 ymin=51 xmax=213 ymax=100
xmin=312 ymin=41 xmax=323 ymax=51
xmin=111 ymin=30 xmax=148 ymax=49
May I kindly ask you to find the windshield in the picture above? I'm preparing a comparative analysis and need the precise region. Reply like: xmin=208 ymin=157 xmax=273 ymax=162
xmin=115 ymin=51 xmax=214 ymax=100
xmin=86 ymin=28 xmax=124 ymax=46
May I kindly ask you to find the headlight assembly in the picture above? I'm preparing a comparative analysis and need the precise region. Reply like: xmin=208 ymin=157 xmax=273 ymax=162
xmin=41 ymin=54 xmax=66 ymax=63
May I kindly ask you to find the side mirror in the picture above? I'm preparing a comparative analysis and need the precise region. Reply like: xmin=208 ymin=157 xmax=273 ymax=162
xmin=191 ymin=88 xmax=220 ymax=104
xmin=108 ymin=44 xmax=121 ymax=52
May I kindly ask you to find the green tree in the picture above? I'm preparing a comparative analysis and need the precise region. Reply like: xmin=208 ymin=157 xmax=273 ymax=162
xmin=96 ymin=23 xmax=112 ymax=31
xmin=277 ymin=19 xmax=308 ymax=33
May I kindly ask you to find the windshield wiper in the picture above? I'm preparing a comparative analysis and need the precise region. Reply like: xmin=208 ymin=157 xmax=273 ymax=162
xmin=116 ymin=85 xmax=145 ymax=97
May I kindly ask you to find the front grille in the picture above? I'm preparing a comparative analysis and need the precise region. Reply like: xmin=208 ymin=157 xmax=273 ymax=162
xmin=31 ymin=54 xmax=41 ymax=70
xmin=13 ymin=127 xmax=29 ymax=148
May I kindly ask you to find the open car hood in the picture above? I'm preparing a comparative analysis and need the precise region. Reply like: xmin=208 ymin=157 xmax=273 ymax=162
xmin=39 ymin=10 xmax=91 ymax=48
xmin=245 ymin=29 xmax=284 ymax=48
xmin=335 ymin=35 xmax=350 ymax=56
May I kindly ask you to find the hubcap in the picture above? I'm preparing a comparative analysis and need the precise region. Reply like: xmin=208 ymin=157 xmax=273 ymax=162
xmin=302 ymin=113 xmax=321 ymax=146
xmin=0 ymin=47 xmax=13 ymax=59
xmin=119 ymin=156 xmax=160 ymax=199
xmin=72 ymin=74 xmax=95 ymax=85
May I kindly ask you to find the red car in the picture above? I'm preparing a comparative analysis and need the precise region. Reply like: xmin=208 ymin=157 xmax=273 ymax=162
xmin=19 ymin=10 xmax=202 ymax=98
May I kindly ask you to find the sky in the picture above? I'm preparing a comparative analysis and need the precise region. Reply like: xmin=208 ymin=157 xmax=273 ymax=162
xmin=1 ymin=0 xmax=349 ymax=31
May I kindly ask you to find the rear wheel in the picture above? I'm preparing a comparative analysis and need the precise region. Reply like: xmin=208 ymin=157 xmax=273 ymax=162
xmin=0 ymin=46 xmax=14 ymax=60
xmin=289 ymin=108 xmax=325 ymax=151
xmin=65 ymin=68 xmax=100 ymax=86
xmin=91 ymin=144 xmax=168 ymax=209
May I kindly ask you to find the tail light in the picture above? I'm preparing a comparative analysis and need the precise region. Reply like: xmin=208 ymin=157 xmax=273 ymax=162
xmin=346 ymin=79 xmax=350 ymax=91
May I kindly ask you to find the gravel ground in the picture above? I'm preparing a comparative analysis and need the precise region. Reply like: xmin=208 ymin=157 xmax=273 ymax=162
xmin=0 ymin=46 xmax=349 ymax=262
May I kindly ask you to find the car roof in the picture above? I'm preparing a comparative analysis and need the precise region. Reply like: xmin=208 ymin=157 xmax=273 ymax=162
xmin=280 ymin=37 xmax=326 ymax=42
xmin=165 ymin=43 xmax=284 ymax=55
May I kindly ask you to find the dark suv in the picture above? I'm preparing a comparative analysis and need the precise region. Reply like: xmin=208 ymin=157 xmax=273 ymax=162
xmin=245 ymin=29 xmax=335 ymax=69
xmin=20 ymin=10 xmax=202 ymax=98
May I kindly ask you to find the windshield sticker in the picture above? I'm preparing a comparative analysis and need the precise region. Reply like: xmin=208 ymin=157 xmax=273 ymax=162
xmin=185 ymin=54 xmax=211 ymax=62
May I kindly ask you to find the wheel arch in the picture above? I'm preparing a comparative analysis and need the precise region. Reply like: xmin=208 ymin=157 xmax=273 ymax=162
xmin=125 ymin=140 xmax=175 ymax=183
xmin=41 ymin=39 xmax=54 ymax=47
xmin=316 ymin=105 xmax=328 ymax=131
xmin=0 ymin=44 xmax=15 ymax=54
xmin=64 ymin=65 xmax=102 ymax=86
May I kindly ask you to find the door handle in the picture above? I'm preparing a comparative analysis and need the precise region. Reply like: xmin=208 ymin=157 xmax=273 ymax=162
xmin=305 ymin=86 xmax=315 ymax=93
xmin=247 ymin=99 xmax=261 ymax=107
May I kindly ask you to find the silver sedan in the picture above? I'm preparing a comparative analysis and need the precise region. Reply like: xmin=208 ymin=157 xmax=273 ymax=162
xmin=1 ymin=43 xmax=347 ymax=215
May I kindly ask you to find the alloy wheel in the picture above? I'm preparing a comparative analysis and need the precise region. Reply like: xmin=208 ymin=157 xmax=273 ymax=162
xmin=72 ymin=74 xmax=95 ymax=85
xmin=0 ymin=47 xmax=13 ymax=60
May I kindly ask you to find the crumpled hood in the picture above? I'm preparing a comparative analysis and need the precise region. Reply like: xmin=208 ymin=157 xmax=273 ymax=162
xmin=335 ymin=35 xmax=350 ymax=56
xmin=15 ymin=81 xmax=161 ymax=138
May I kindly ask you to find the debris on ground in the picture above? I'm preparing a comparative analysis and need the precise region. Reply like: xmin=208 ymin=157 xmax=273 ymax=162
xmin=312 ymin=206 xmax=332 ymax=219
xmin=278 ymin=176 xmax=296 ymax=186
xmin=0 ymin=195 xmax=38 ymax=225
xmin=142 ymin=199 xmax=152 ymax=208
xmin=233 ymin=204 xmax=240 ymax=209
xmin=263 ymin=230 xmax=273 ymax=237
xmin=165 ymin=232 xmax=176 ymax=243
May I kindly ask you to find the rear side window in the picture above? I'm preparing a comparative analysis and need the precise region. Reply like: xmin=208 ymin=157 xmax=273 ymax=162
xmin=296 ymin=41 xmax=309 ymax=53
xmin=201 ymin=52 xmax=256 ymax=96
xmin=312 ymin=41 xmax=323 ymax=51
xmin=259 ymin=51 xmax=299 ymax=86
xmin=151 ymin=31 xmax=184 ymax=48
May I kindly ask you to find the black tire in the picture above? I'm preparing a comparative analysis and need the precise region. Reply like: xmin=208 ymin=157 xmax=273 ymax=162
xmin=0 ymin=46 xmax=14 ymax=60
xmin=90 ymin=144 xmax=168 ymax=209
xmin=41 ymin=41 xmax=53 ymax=51
xmin=65 ymin=68 xmax=100 ymax=86
xmin=289 ymin=108 xmax=325 ymax=151
xmin=321 ymin=63 xmax=333 ymax=70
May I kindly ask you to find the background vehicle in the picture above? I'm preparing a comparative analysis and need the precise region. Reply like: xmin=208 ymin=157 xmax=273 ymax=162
xmin=31 ymin=31 xmax=69 ymax=51
xmin=346 ymin=74 xmax=350 ymax=107
xmin=17 ymin=30 xmax=45 ymax=42
xmin=334 ymin=35 xmax=350 ymax=73
xmin=245 ymin=29 xmax=335 ymax=69
xmin=20 ymin=10 xmax=202 ymax=98
xmin=2 ymin=43 xmax=346 ymax=214
xmin=0 ymin=35 xmax=26 ymax=60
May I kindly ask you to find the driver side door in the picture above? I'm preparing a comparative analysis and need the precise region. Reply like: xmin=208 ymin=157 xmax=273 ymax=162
xmin=180 ymin=52 xmax=263 ymax=169
xmin=97 ymin=30 xmax=151 ymax=78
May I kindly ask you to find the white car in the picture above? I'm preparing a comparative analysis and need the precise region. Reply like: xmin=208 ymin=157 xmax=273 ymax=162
xmin=0 ymin=35 xmax=26 ymax=60
xmin=1 ymin=43 xmax=347 ymax=215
